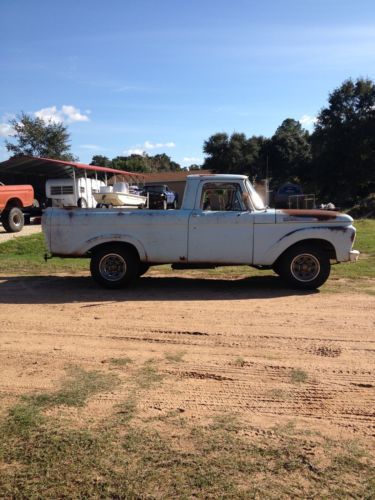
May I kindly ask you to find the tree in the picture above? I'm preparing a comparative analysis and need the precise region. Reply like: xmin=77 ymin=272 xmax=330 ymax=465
xmin=5 ymin=112 xmax=77 ymax=160
xmin=268 ymin=118 xmax=311 ymax=186
xmin=203 ymin=132 xmax=266 ymax=179
xmin=90 ymin=155 xmax=112 ymax=167
xmin=110 ymin=153 xmax=181 ymax=173
xmin=311 ymin=78 xmax=375 ymax=204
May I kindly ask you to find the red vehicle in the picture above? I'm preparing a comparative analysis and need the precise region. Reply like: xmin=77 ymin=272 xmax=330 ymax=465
xmin=0 ymin=183 xmax=34 ymax=232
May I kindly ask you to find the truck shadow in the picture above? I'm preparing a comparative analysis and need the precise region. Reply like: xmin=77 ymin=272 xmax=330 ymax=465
xmin=0 ymin=274 xmax=318 ymax=305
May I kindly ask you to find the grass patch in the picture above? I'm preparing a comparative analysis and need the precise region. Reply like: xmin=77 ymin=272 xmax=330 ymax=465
xmin=290 ymin=369 xmax=308 ymax=383
xmin=1 ymin=389 xmax=374 ymax=499
xmin=0 ymin=233 xmax=88 ymax=274
xmin=232 ymin=356 xmax=246 ymax=367
xmin=330 ymin=219 xmax=375 ymax=281
xmin=165 ymin=350 xmax=185 ymax=363
xmin=109 ymin=357 xmax=133 ymax=367
xmin=134 ymin=362 xmax=164 ymax=390
xmin=24 ymin=366 xmax=119 ymax=409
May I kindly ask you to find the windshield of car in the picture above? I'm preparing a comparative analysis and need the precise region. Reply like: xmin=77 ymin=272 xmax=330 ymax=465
xmin=144 ymin=185 xmax=164 ymax=193
xmin=245 ymin=179 xmax=266 ymax=210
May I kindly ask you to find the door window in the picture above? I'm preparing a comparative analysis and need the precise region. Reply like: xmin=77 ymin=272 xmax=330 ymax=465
xmin=200 ymin=183 xmax=245 ymax=211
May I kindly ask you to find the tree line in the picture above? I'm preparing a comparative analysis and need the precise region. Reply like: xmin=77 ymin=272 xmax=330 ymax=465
xmin=4 ymin=77 xmax=375 ymax=205
xmin=203 ymin=78 xmax=375 ymax=205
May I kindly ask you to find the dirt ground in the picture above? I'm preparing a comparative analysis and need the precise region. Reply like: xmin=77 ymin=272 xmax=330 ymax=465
xmin=0 ymin=271 xmax=374 ymax=449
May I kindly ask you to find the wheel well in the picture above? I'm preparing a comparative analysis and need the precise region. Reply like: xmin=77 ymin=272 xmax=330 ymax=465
xmin=88 ymin=241 xmax=141 ymax=261
xmin=275 ymin=239 xmax=337 ymax=266
xmin=5 ymin=198 xmax=23 ymax=210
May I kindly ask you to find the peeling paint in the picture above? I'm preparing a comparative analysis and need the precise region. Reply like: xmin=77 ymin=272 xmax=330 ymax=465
xmin=281 ymin=209 xmax=338 ymax=221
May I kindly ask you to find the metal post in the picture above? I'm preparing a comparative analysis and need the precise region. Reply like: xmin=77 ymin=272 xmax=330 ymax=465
xmin=72 ymin=167 xmax=77 ymax=206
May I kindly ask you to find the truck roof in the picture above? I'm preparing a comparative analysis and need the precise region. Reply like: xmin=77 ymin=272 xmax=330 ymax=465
xmin=186 ymin=174 xmax=248 ymax=181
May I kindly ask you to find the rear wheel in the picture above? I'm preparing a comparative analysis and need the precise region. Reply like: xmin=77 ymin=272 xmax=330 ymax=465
xmin=1 ymin=207 xmax=24 ymax=233
xmin=90 ymin=245 xmax=139 ymax=288
xmin=277 ymin=244 xmax=330 ymax=290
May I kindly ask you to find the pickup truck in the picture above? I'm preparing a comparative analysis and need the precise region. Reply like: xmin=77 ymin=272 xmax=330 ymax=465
xmin=141 ymin=184 xmax=178 ymax=209
xmin=42 ymin=174 xmax=359 ymax=290
xmin=0 ymin=183 xmax=34 ymax=232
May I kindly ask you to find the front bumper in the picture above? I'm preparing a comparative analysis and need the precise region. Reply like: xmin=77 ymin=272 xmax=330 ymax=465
xmin=349 ymin=250 xmax=360 ymax=262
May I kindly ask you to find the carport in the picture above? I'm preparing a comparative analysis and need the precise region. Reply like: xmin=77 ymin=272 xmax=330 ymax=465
xmin=0 ymin=156 xmax=144 ymax=207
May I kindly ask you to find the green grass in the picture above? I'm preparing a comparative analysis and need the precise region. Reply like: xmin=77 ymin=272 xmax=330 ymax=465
xmin=109 ymin=357 xmax=133 ymax=367
xmin=330 ymin=218 xmax=375 ymax=280
xmin=165 ymin=350 xmax=186 ymax=363
xmin=1 ymin=365 xmax=374 ymax=498
xmin=0 ymin=233 xmax=88 ymax=273
xmin=290 ymin=368 xmax=308 ymax=383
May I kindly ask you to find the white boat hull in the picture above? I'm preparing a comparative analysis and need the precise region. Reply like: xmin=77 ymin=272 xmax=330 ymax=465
xmin=94 ymin=192 xmax=147 ymax=207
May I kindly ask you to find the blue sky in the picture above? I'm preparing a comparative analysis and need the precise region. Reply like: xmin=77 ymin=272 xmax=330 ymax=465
xmin=1 ymin=0 xmax=374 ymax=166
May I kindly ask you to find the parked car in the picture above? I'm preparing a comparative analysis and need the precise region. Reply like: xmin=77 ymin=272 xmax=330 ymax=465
xmin=141 ymin=184 xmax=178 ymax=209
xmin=0 ymin=182 xmax=34 ymax=232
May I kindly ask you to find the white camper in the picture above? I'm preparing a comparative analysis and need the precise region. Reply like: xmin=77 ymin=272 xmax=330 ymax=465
xmin=45 ymin=177 xmax=105 ymax=208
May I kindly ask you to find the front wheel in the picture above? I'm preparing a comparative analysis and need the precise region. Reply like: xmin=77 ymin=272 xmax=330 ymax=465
xmin=1 ymin=207 xmax=24 ymax=233
xmin=90 ymin=245 xmax=139 ymax=288
xmin=277 ymin=244 xmax=331 ymax=290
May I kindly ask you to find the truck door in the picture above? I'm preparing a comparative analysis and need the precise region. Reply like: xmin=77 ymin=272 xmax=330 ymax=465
xmin=187 ymin=181 xmax=254 ymax=264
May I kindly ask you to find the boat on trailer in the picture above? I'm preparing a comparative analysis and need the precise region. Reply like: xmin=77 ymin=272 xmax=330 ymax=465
xmin=93 ymin=182 xmax=147 ymax=208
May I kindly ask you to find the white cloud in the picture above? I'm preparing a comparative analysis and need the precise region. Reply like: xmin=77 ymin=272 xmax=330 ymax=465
xmin=0 ymin=123 xmax=14 ymax=137
xmin=143 ymin=141 xmax=176 ymax=150
xmin=299 ymin=114 xmax=317 ymax=127
xmin=35 ymin=105 xmax=90 ymax=124
xmin=125 ymin=148 xmax=145 ymax=155
xmin=79 ymin=144 xmax=103 ymax=151
xmin=124 ymin=141 xmax=176 ymax=156
xmin=183 ymin=156 xmax=202 ymax=164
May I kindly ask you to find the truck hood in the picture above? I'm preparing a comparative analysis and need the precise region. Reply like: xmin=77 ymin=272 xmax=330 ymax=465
xmin=275 ymin=209 xmax=353 ymax=224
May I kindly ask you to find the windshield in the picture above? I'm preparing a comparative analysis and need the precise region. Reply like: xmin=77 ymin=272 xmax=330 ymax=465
xmin=144 ymin=185 xmax=164 ymax=193
xmin=245 ymin=180 xmax=266 ymax=210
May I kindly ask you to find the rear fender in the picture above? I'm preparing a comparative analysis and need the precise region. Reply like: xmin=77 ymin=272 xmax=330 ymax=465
xmin=79 ymin=234 xmax=147 ymax=261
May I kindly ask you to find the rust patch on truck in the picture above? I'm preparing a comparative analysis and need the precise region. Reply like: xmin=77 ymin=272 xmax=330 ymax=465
xmin=282 ymin=209 xmax=339 ymax=221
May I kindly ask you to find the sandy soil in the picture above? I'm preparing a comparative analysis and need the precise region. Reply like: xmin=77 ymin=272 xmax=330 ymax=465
xmin=0 ymin=272 xmax=374 ymax=444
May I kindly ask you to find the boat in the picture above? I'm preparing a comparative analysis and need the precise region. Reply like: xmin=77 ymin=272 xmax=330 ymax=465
xmin=93 ymin=182 xmax=147 ymax=208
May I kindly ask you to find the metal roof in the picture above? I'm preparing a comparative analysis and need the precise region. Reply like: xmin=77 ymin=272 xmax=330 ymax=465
xmin=0 ymin=156 xmax=143 ymax=181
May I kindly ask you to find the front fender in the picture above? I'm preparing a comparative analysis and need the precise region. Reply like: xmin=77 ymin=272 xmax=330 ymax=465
xmin=253 ymin=225 xmax=355 ymax=265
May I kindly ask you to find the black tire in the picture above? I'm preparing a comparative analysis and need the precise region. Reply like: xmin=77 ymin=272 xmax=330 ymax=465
xmin=272 ymin=261 xmax=281 ymax=276
xmin=172 ymin=199 xmax=178 ymax=209
xmin=138 ymin=263 xmax=150 ymax=277
xmin=90 ymin=245 xmax=139 ymax=289
xmin=77 ymin=197 xmax=88 ymax=208
xmin=1 ymin=207 xmax=24 ymax=233
xmin=277 ymin=243 xmax=331 ymax=290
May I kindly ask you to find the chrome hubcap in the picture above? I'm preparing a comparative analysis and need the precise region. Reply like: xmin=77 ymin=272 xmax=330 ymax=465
xmin=99 ymin=253 xmax=126 ymax=281
xmin=290 ymin=253 xmax=320 ymax=282
xmin=12 ymin=214 xmax=22 ymax=226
